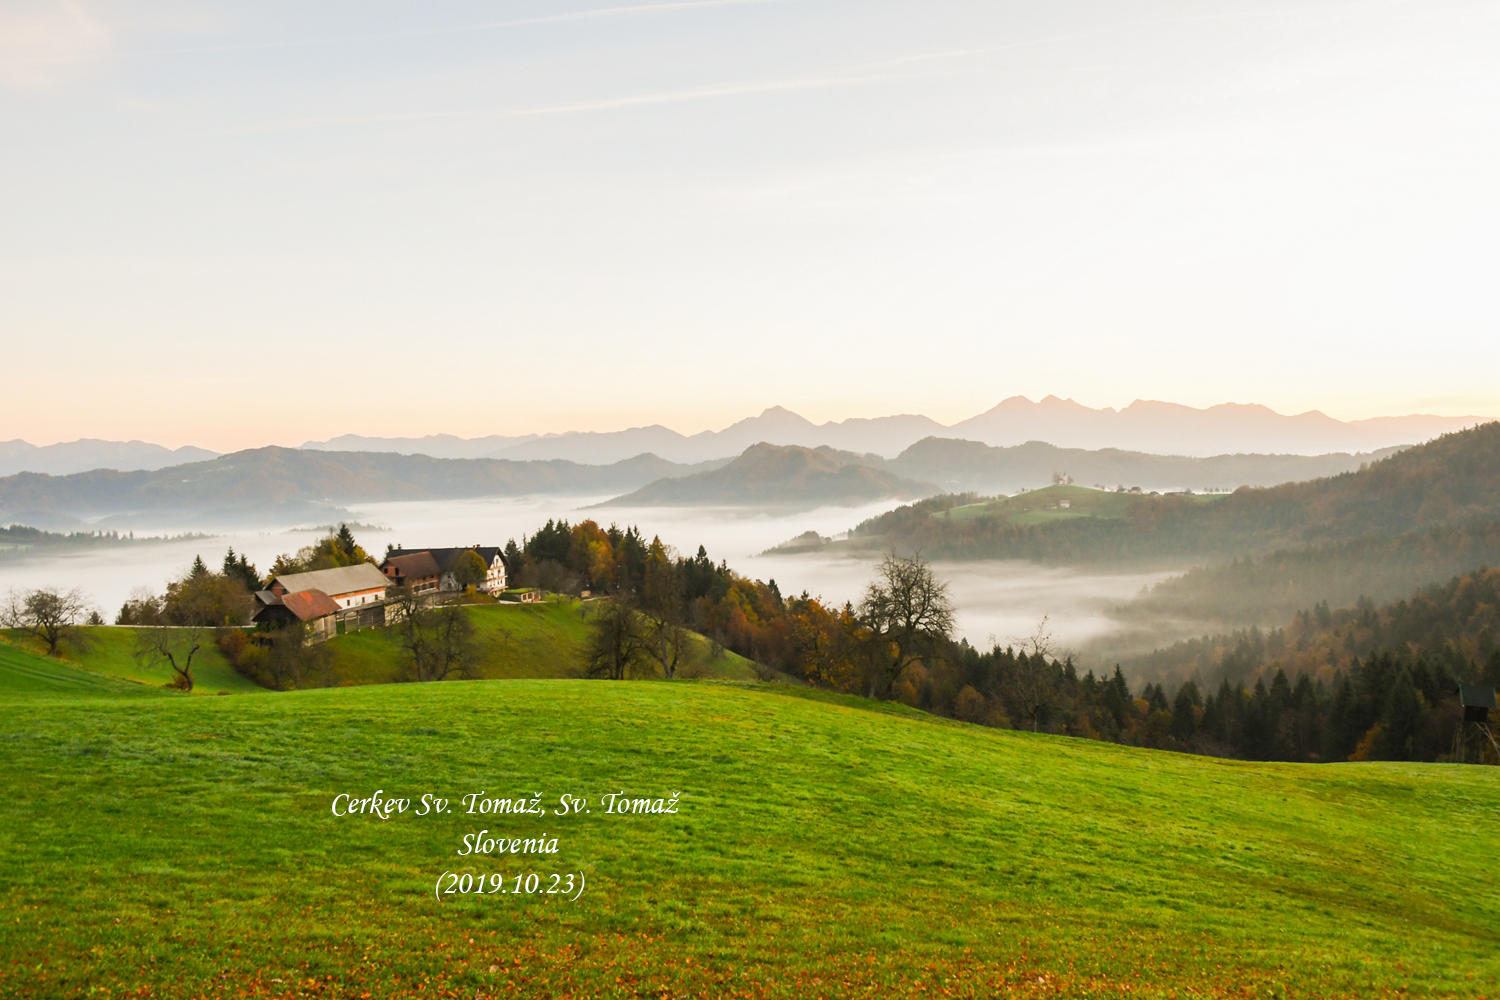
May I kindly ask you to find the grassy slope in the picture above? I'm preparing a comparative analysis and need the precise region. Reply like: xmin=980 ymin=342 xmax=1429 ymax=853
xmin=0 ymin=626 xmax=260 ymax=694
xmin=1 ymin=679 xmax=1496 ymax=999
xmin=311 ymin=600 xmax=760 ymax=686
xmin=0 ymin=639 xmax=170 ymax=700
xmin=939 ymin=484 xmax=1223 ymax=526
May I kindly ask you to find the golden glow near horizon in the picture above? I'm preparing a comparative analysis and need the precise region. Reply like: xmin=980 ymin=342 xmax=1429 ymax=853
xmin=2 ymin=1 xmax=1498 ymax=450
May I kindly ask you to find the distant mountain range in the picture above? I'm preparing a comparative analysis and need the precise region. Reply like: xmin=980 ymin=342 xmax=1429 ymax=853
xmin=594 ymin=444 xmax=934 ymax=509
xmin=1 ymin=432 xmax=1457 ymax=528
xmin=3 ymin=399 xmax=1487 ymax=479
xmin=302 ymin=398 xmax=1490 ymax=464
xmin=0 ymin=448 xmax=727 ymax=529
xmin=0 ymin=439 xmax=219 ymax=478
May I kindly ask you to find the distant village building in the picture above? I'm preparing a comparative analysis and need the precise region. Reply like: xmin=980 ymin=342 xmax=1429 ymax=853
xmin=381 ymin=546 xmax=507 ymax=594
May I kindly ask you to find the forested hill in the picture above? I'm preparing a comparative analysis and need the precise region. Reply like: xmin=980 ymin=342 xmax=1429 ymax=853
xmin=884 ymin=436 xmax=1400 ymax=494
xmin=1123 ymin=564 xmax=1500 ymax=696
xmin=596 ymin=442 xmax=935 ymax=508
xmin=855 ymin=421 xmax=1500 ymax=562
xmin=0 ymin=447 xmax=723 ymax=523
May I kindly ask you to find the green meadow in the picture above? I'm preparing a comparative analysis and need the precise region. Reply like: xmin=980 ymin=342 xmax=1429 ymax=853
xmin=1 ymin=623 xmax=258 ymax=694
xmin=2 ymin=600 xmax=759 ymax=696
xmin=305 ymin=600 xmax=760 ymax=686
xmin=938 ymin=484 xmax=1225 ymax=526
xmin=1 ymin=646 xmax=1497 ymax=999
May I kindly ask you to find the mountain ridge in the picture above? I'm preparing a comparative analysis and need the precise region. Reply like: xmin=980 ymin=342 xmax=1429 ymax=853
xmin=0 ymin=439 xmax=220 ymax=478
xmin=0 ymin=448 xmax=728 ymax=528
xmin=304 ymin=398 xmax=1490 ymax=465
xmin=593 ymin=442 xmax=935 ymax=509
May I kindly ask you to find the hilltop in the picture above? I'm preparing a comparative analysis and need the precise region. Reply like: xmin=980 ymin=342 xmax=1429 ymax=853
xmin=856 ymin=421 xmax=1500 ymax=563
xmin=1 ymin=677 xmax=1495 ymax=997
xmin=596 ymin=442 xmax=935 ymax=508
xmin=885 ymin=436 xmax=1401 ymax=494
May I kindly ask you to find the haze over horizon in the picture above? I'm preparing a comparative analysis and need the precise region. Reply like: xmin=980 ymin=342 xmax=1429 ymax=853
xmin=4 ymin=0 xmax=1498 ymax=449
xmin=4 ymin=395 xmax=1494 ymax=459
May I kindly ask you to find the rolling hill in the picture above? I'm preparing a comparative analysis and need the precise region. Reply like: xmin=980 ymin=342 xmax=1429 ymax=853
xmin=1 ymin=675 xmax=1495 ymax=997
xmin=0 ymin=447 xmax=727 ymax=527
xmin=855 ymin=421 xmax=1500 ymax=563
xmin=886 ymin=436 xmax=1403 ymax=494
xmin=1 ymin=599 xmax=758 ymax=695
xmin=595 ymin=442 xmax=936 ymax=508
xmin=1122 ymin=563 xmax=1500 ymax=689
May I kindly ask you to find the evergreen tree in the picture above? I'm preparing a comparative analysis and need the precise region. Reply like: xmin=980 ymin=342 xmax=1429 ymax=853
xmin=1171 ymin=680 xmax=1201 ymax=742
xmin=336 ymin=523 xmax=359 ymax=561
xmin=1374 ymin=668 xmax=1426 ymax=760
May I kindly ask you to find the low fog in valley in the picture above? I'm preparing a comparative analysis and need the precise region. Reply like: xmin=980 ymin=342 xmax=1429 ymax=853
xmin=0 ymin=495 xmax=1191 ymax=670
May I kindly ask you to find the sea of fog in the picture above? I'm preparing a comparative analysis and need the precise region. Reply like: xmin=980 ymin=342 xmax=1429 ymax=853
xmin=0 ymin=495 xmax=1184 ymax=659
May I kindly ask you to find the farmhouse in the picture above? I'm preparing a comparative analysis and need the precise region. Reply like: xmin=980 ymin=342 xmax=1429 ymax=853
xmin=251 ymin=588 xmax=340 ymax=641
xmin=265 ymin=564 xmax=390 ymax=609
xmin=380 ymin=550 xmax=442 ymax=593
xmin=254 ymin=563 xmax=392 ymax=635
xmin=381 ymin=546 xmax=507 ymax=594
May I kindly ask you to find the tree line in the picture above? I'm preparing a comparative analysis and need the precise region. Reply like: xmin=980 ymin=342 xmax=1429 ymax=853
xmin=513 ymin=518 xmax=1497 ymax=765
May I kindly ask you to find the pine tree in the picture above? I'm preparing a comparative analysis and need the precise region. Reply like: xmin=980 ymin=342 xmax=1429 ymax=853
xmin=336 ymin=523 xmax=358 ymax=561
xmin=1374 ymin=668 xmax=1426 ymax=760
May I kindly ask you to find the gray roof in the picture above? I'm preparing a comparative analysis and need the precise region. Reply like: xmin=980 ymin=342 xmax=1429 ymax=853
xmin=270 ymin=563 xmax=389 ymax=598
xmin=1459 ymin=684 xmax=1497 ymax=710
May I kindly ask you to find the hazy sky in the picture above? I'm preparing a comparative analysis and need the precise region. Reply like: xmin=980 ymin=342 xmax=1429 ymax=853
xmin=3 ymin=0 xmax=1497 ymax=450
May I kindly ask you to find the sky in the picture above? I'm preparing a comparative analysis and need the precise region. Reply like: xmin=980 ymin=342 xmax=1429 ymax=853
xmin=2 ymin=0 xmax=1497 ymax=451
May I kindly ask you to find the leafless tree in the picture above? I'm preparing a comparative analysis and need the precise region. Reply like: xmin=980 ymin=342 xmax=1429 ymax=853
xmin=857 ymin=552 xmax=956 ymax=699
xmin=259 ymin=623 xmax=331 ymax=690
xmin=644 ymin=617 xmax=689 ymax=679
xmin=584 ymin=598 xmax=653 ymax=680
xmin=1010 ymin=616 xmax=1058 ymax=732
xmin=2 ymin=587 xmax=94 ymax=656
xmin=397 ymin=598 xmax=479 ymax=682
xmin=134 ymin=626 xmax=205 ymax=691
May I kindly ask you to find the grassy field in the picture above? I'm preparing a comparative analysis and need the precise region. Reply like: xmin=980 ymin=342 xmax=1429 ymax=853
xmin=309 ymin=599 xmax=761 ymax=686
xmin=1 ymin=662 xmax=1497 ymax=999
xmin=1 ymin=600 xmax=759 ymax=698
xmin=939 ymin=484 xmax=1226 ymax=527
xmin=1 ymin=625 xmax=261 ymax=695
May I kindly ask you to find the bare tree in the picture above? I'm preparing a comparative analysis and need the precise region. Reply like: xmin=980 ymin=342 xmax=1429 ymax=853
xmin=134 ymin=626 xmax=205 ymax=691
xmin=260 ymin=623 xmax=331 ymax=690
xmin=584 ymin=598 xmax=652 ymax=680
xmin=644 ymin=617 xmax=689 ymax=679
xmin=857 ymin=552 xmax=956 ymax=699
xmin=1010 ymin=616 xmax=1058 ymax=732
xmin=397 ymin=598 xmax=479 ymax=682
xmin=2 ymin=587 xmax=94 ymax=656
